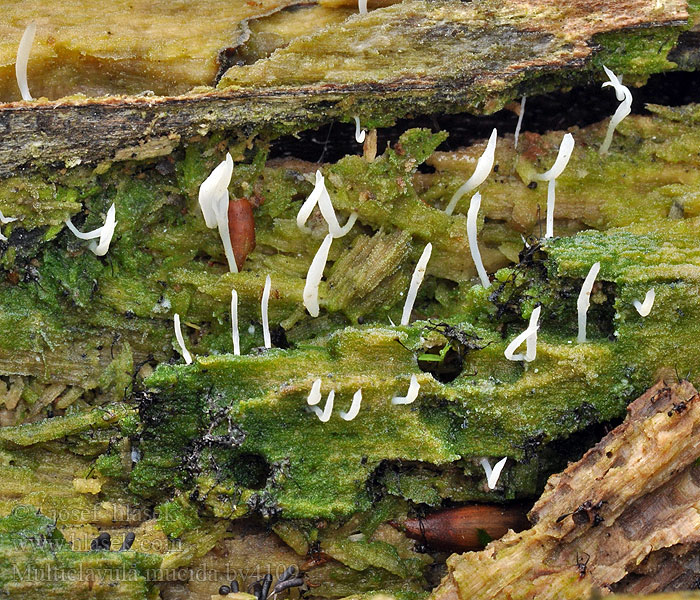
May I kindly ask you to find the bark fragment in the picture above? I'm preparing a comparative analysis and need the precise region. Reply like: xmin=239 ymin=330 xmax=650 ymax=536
xmin=431 ymin=380 xmax=700 ymax=600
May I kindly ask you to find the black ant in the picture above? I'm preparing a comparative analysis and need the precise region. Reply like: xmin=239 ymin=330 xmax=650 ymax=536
xmin=556 ymin=500 xmax=606 ymax=527
xmin=576 ymin=551 xmax=590 ymax=579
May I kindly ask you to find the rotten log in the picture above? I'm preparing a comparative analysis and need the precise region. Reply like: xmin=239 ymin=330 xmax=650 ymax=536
xmin=0 ymin=0 xmax=691 ymax=176
xmin=431 ymin=380 xmax=700 ymax=600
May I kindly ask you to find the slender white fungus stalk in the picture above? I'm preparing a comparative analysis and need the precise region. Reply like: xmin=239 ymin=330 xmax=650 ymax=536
xmin=307 ymin=379 xmax=322 ymax=406
xmin=481 ymin=457 xmax=508 ymax=489
xmin=65 ymin=203 xmax=118 ymax=256
xmin=231 ymin=288 xmax=240 ymax=356
xmin=311 ymin=390 xmax=335 ymax=422
xmin=16 ymin=24 xmax=36 ymax=101
xmin=340 ymin=389 xmax=363 ymax=421
xmin=466 ymin=192 xmax=490 ymax=288
xmin=198 ymin=153 xmax=238 ymax=272
xmin=297 ymin=170 xmax=357 ymax=237
xmin=261 ymin=275 xmax=272 ymax=348
xmin=0 ymin=210 xmax=17 ymax=225
xmin=514 ymin=96 xmax=526 ymax=149
xmin=577 ymin=262 xmax=601 ymax=343
xmin=358 ymin=0 xmax=368 ymax=14
xmin=445 ymin=128 xmax=497 ymax=216
xmin=600 ymin=66 xmax=632 ymax=155
xmin=391 ymin=375 xmax=420 ymax=405
xmin=401 ymin=243 xmax=432 ymax=326
xmin=504 ymin=305 xmax=541 ymax=362
xmin=304 ymin=234 xmax=333 ymax=317
xmin=532 ymin=132 xmax=575 ymax=238
xmin=633 ymin=288 xmax=655 ymax=317
xmin=353 ymin=116 xmax=366 ymax=144
xmin=173 ymin=313 xmax=192 ymax=364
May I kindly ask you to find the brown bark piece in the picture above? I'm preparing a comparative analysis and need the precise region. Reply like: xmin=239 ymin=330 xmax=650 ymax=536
xmin=431 ymin=380 xmax=700 ymax=600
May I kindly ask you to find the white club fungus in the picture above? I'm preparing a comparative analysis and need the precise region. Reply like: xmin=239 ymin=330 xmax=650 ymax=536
xmin=198 ymin=153 xmax=238 ymax=272
xmin=297 ymin=170 xmax=357 ymax=237
xmin=577 ymin=262 xmax=601 ymax=343
xmin=514 ymin=96 xmax=526 ymax=150
xmin=481 ymin=457 xmax=507 ymax=490
xmin=401 ymin=243 xmax=432 ymax=326
xmin=307 ymin=379 xmax=322 ymax=406
xmin=261 ymin=275 xmax=272 ymax=349
xmin=231 ymin=288 xmax=240 ymax=356
xmin=339 ymin=389 xmax=363 ymax=421
xmin=311 ymin=390 xmax=335 ymax=422
xmin=0 ymin=210 xmax=17 ymax=225
xmin=354 ymin=116 xmax=366 ymax=144
xmin=65 ymin=203 xmax=118 ymax=256
xmin=173 ymin=313 xmax=192 ymax=365
xmin=532 ymin=132 xmax=575 ymax=238
xmin=466 ymin=192 xmax=490 ymax=288
xmin=504 ymin=305 xmax=541 ymax=362
xmin=391 ymin=374 xmax=420 ymax=405
xmin=358 ymin=0 xmax=368 ymax=14
xmin=16 ymin=24 xmax=36 ymax=101
xmin=303 ymin=234 xmax=333 ymax=317
xmin=634 ymin=288 xmax=655 ymax=317
xmin=445 ymin=128 xmax=497 ymax=216
xmin=600 ymin=66 xmax=632 ymax=155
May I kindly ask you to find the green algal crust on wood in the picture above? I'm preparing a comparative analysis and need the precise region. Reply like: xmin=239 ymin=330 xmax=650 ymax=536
xmin=0 ymin=0 xmax=692 ymax=175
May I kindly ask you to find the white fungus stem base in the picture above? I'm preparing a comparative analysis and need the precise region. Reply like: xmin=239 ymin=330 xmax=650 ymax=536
xmin=514 ymin=96 xmax=526 ymax=149
xmin=504 ymin=306 xmax=541 ymax=362
xmin=173 ymin=313 xmax=192 ymax=365
xmin=304 ymin=234 xmax=333 ymax=317
xmin=311 ymin=390 xmax=335 ymax=422
xmin=353 ymin=116 xmax=366 ymax=143
xmin=392 ymin=375 xmax=420 ymax=405
xmin=339 ymin=389 xmax=363 ymax=421
xmin=401 ymin=243 xmax=432 ymax=326
xmin=261 ymin=275 xmax=272 ymax=348
xmin=16 ymin=24 xmax=36 ymax=101
xmin=231 ymin=288 xmax=240 ymax=355
xmin=577 ymin=262 xmax=601 ymax=343
xmin=466 ymin=192 xmax=490 ymax=288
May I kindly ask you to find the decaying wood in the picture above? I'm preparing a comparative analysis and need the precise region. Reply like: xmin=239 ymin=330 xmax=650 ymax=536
xmin=0 ymin=0 xmax=689 ymax=176
xmin=431 ymin=380 xmax=700 ymax=600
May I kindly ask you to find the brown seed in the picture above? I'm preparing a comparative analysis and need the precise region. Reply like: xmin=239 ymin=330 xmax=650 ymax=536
xmin=228 ymin=197 xmax=256 ymax=271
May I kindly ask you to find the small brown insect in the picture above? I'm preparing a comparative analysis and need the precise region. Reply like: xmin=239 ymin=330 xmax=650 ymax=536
xmin=228 ymin=197 xmax=256 ymax=271
xmin=576 ymin=551 xmax=590 ymax=579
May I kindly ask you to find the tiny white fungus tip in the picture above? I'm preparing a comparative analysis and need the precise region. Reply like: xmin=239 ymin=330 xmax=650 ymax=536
xmin=633 ymin=288 xmax=655 ymax=317
xmin=401 ymin=243 xmax=432 ymax=326
xmin=16 ymin=24 xmax=36 ymax=101
xmin=65 ymin=203 xmax=118 ymax=256
xmin=198 ymin=153 xmax=237 ymax=272
xmin=311 ymin=390 xmax=335 ymax=422
xmin=445 ymin=128 xmax=497 ymax=216
xmin=308 ymin=379 xmax=322 ymax=406
xmin=340 ymin=389 xmax=363 ymax=421
xmin=392 ymin=375 xmax=420 ymax=405
xmin=261 ymin=275 xmax=272 ymax=349
xmin=504 ymin=306 xmax=541 ymax=362
xmin=466 ymin=192 xmax=490 ymax=288
xmin=577 ymin=262 xmax=601 ymax=343
xmin=514 ymin=96 xmax=526 ymax=150
xmin=354 ymin=116 xmax=366 ymax=144
xmin=304 ymin=234 xmax=333 ymax=317
xmin=358 ymin=0 xmax=368 ymax=14
xmin=481 ymin=457 xmax=507 ymax=489
xmin=231 ymin=288 xmax=240 ymax=356
xmin=173 ymin=313 xmax=192 ymax=364
xmin=600 ymin=66 xmax=632 ymax=155
xmin=534 ymin=132 xmax=575 ymax=182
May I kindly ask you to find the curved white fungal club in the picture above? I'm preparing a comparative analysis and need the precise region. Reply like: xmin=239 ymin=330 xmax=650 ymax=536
xmin=340 ymin=389 xmax=363 ymax=421
xmin=304 ymin=234 xmax=333 ymax=317
xmin=504 ymin=305 xmax=541 ymax=362
xmin=307 ymin=379 xmax=322 ymax=406
xmin=173 ymin=313 xmax=192 ymax=365
xmin=514 ymin=96 xmax=526 ymax=150
xmin=600 ymin=66 xmax=632 ymax=155
xmin=354 ymin=116 xmax=366 ymax=144
xmin=0 ymin=210 xmax=18 ymax=225
xmin=466 ymin=192 xmax=490 ymax=288
xmin=297 ymin=170 xmax=357 ymax=237
xmin=198 ymin=153 xmax=238 ymax=272
xmin=532 ymin=132 xmax=575 ymax=239
xmin=391 ymin=374 xmax=420 ymax=405
xmin=311 ymin=390 xmax=335 ymax=422
xmin=401 ymin=243 xmax=432 ymax=326
xmin=65 ymin=203 xmax=118 ymax=256
xmin=358 ymin=0 xmax=368 ymax=14
xmin=481 ymin=457 xmax=507 ymax=490
xmin=634 ymin=288 xmax=655 ymax=317
xmin=16 ymin=24 xmax=36 ymax=101
xmin=577 ymin=262 xmax=601 ymax=343
xmin=231 ymin=288 xmax=240 ymax=356
xmin=261 ymin=275 xmax=272 ymax=349
xmin=445 ymin=128 xmax=497 ymax=216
